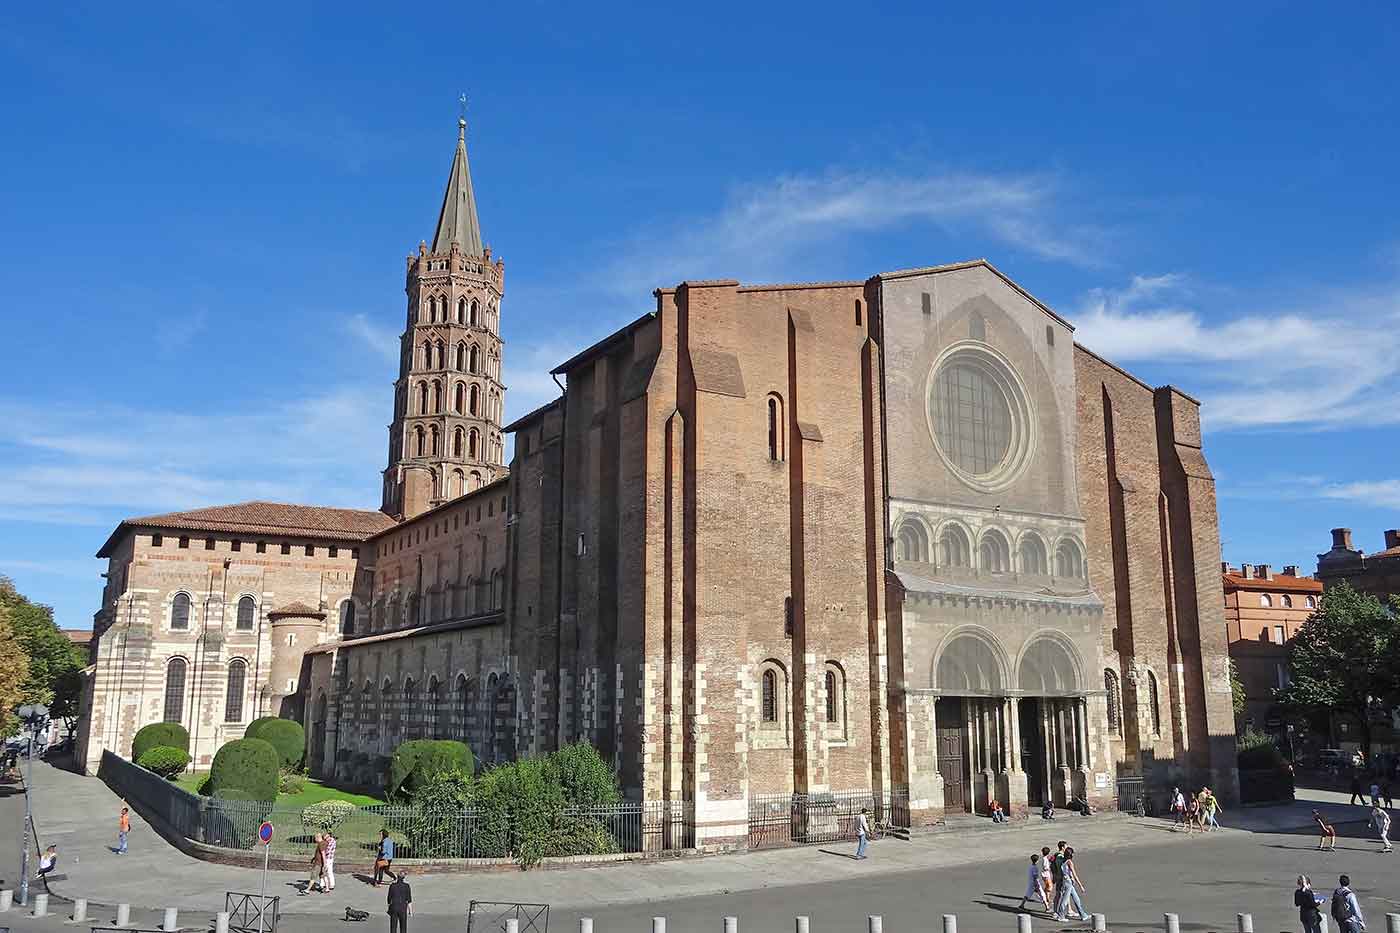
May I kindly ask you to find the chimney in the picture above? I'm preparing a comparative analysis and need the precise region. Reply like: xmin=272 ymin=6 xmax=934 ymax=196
xmin=1283 ymin=565 xmax=1299 ymax=577
xmin=1385 ymin=530 xmax=1400 ymax=550
xmin=1221 ymin=561 xmax=1232 ymax=574
xmin=1332 ymin=528 xmax=1354 ymax=550
xmin=1257 ymin=564 xmax=1273 ymax=580
xmin=1239 ymin=563 xmax=1253 ymax=579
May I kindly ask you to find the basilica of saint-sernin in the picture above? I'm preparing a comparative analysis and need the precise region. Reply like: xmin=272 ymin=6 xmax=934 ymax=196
xmin=76 ymin=117 xmax=1238 ymax=846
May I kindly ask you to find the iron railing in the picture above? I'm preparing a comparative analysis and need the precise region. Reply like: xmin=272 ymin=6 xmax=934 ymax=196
xmin=224 ymin=892 xmax=279 ymax=933
xmin=748 ymin=787 xmax=910 ymax=850
xmin=467 ymin=901 xmax=549 ymax=933
xmin=1115 ymin=775 xmax=1147 ymax=815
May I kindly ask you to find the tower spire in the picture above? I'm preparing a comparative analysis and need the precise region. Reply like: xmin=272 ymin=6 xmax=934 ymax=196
xmin=430 ymin=107 xmax=484 ymax=256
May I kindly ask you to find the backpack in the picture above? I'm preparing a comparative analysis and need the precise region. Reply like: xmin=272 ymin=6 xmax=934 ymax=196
xmin=1331 ymin=889 xmax=1353 ymax=924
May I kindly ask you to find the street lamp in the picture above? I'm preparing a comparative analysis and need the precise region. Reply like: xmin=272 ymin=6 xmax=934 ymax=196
xmin=16 ymin=702 xmax=50 ymax=908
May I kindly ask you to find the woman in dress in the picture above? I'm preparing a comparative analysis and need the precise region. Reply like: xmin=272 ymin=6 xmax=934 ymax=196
xmin=306 ymin=833 xmax=326 ymax=893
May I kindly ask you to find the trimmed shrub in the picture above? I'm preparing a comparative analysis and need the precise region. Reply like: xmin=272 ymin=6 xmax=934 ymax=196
xmin=245 ymin=718 xmax=306 ymax=770
xmin=208 ymin=737 xmax=279 ymax=802
xmin=137 ymin=745 xmax=191 ymax=779
xmin=301 ymin=799 xmax=358 ymax=834
xmin=1237 ymin=728 xmax=1285 ymax=770
xmin=387 ymin=739 xmax=474 ymax=802
xmin=279 ymin=770 xmax=308 ymax=796
xmin=132 ymin=723 xmax=190 ymax=762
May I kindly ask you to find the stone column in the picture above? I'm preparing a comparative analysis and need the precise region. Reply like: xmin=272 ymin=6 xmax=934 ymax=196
xmin=999 ymin=696 xmax=1028 ymax=817
xmin=1074 ymin=696 xmax=1093 ymax=802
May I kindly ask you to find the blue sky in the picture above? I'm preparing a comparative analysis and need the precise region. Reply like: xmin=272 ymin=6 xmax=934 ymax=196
xmin=2 ymin=2 xmax=1398 ymax=627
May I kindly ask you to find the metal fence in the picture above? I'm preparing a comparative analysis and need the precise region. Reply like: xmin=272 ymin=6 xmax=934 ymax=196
xmin=99 ymin=751 xmax=695 ymax=863
xmin=1115 ymin=775 xmax=1147 ymax=815
xmin=748 ymin=787 xmax=910 ymax=850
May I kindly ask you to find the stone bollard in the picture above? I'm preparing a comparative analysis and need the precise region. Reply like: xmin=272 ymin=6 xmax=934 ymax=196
xmin=32 ymin=893 xmax=49 ymax=917
xmin=580 ymin=920 xmax=593 ymax=933
xmin=73 ymin=898 xmax=89 ymax=922
xmin=1165 ymin=914 xmax=1181 ymax=933
xmin=507 ymin=921 xmax=519 ymax=933
xmin=1387 ymin=915 xmax=1400 ymax=933
xmin=0 ymin=890 xmax=12 ymax=912
xmin=796 ymin=918 xmax=810 ymax=933
xmin=162 ymin=907 xmax=179 ymax=931
xmin=944 ymin=914 xmax=958 ymax=933
xmin=1094 ymin=914 xmax=1108 ymax=932
xmin=869 ymin=918 xmax=883 ymax=933
xmin=653 ymin=919 xmax=666 ymax=933
xmin=116 ymin=903 xmax=131 ymax=927
xmin=1238 ymin=914 xmax=1254 ymax=933
xmin=216 ymin=911 xmax=230 ymax=933
xmin=1018 ymin=913 xmax=1032 ymax=933
xmin=725 ymin=918 xmax=738 ymax=933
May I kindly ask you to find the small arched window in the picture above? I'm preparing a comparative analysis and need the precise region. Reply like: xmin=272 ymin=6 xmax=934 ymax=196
xmin=225 ymin=659 xmax=247 ymax=722
xmin=453 ymin=427 xmax=464 ymax=458
xmin=854 ymin=299 xmax=863 ymax=326
xmin=417 ymin=382 xmax=429 ymax=414
xmin=436 ymin=341 xmax=446 ymax=369
xmin=236 ymin=596 xmax=255 ymax=631
xmin=1306 ymin=595 xmax=1317 ymax=609
xmin=940 ymin=525 xmax=971 ymax=568
xmin=469 ymin=299 xmax=479 ymax=326
xmin=422 ymin=341 xmax=432 ymax=369
xmin=469 ymin=344 xmax=480 ymax=374
xmin=430 ymin=425 xmax=440 ymax=456
xmin=825 ymin=669 xmax=838 ymax=723
xmin=457 ymin=297 xmax=467 ymax=324
xmin=761 ymin=669 xmax=778 ymax=723
xmin=454 ymin=382 xmax=465 ymax=414
xmin=979 ymin=530 xmax=1010 ymax=574
xmin=171 ymin=593 xmax=191 ymax=630
xmin=454 ymin=469 xmax=465 ymax=497
xmin=766 ymin=394 xmax=785 ymax=461
xmin=469 ymin=384 xmax=480 ymax=416
xmin=1055 ymin=539 xmax=1085 ymax=579
xmin=1281 ymin=594 xmax=1293 ymax=608
xmin=433 ymin=381 xmax=443 ymax=413
xmin=469 ymin=428 xmax=479 ymax=459
xmin=456 ymin=343 xmax=467 ymax=371
xmin=1260 ymin=594 xmax=1273 ymax=607
xmin=895 ymin=521 xmax=929 ymax=563
xmin=163 ymin=657 xmax=187 ymax=723
xmin=414 ymin=426 xmax=426 ymax=457
xmin=1147 ymin=669 xmax=1161 ymax=736
xmin=470 ymin=470 xmax=482 ymax=491
xmin=1104 ymin=669 xmax=1121 ymax=736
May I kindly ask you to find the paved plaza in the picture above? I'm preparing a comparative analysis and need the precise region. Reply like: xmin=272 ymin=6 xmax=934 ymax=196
xmin=3 ymin=762 xmax=1398 ymax=933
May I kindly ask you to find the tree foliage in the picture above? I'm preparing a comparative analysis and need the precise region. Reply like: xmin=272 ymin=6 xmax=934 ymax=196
xmin=0 ymin=575 xmax=86 ymax=735
xmin=0 ymin=609 xmax=30 ymax=739
xmin=244 ymin=717 xmax=306 ymax=770
xmin=388 ymin=739 xmax=474 ymax=802
xmin=132 ymin=722 xmax=190 ymax=761
xmin=1277 ymin=582 xmax=1400 ymax=756
xmin=137 ymin=745 xmax=192 ymax=779
xmin=1229 ymin=658 xmax=1247 ymax=720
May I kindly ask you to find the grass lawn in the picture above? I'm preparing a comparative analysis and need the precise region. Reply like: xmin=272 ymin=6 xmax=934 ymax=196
xmin=173 ymin=771 xmax=384 ymax=807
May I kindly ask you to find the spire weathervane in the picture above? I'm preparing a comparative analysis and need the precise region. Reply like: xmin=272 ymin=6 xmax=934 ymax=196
xmin=458 ymin=93 xmax=468 ymax=139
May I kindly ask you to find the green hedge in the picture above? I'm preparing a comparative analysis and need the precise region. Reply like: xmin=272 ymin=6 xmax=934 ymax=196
xmin=245 ymin=718 xmax=306 ymax=770
xmin=387 ymin=739 xmax=475 ymax=802
xmin=301 ymin=799 xmax=358 ymax=834
xmin=132 ymin=723 xmax=189 ymax=762
xmin=208 ymin=738 xmax=279 ymax=802
xmin=137 ymin=745 xmax=191 ymax=779
xmin=1237 ymin=728 xmax=1285 ymax=770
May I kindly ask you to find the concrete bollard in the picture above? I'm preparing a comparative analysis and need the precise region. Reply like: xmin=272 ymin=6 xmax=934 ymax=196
xmin=869 ymin=918 xmax=883 ymax=933
xmin=72 ymin=898 xmax=89 ymax=922
xmin=116 ymin=903 xmax=131 ymax=927
xmin=0 ymin=889 xmax=11 ymax=911
xmin=216 ymin=911 xmax=230 ymax=933
xmin=1238 ymin=914 xmax=1254 ymax=933
xmin=1386 ymin=915 xmax=1400 ymax=933
xmin=725 ymin=918 xmax=738 ymax=933
xmin=580 ymin=920 xmax=593 ymax=933
xmin=162 ymin=907 xmax=179 ymax=931
xmin=32 ymin=893 xmax=49 ymax=917
xmin=653 ymin=919 xmax=666 ymax=933
xmin=1165 ymin=914 xmax=1181 ymax=933
xmin=1094 ymin=914 xmax=1108 ymax=932
xmin=944 ymin=914 xmax=957 ymax=933
xmin=1018 ymin=913 xmax=1032 ymax=933
xmin=507 ymin=921 xmax=519 ymax=933
xmin=796 ymin=918 xmax=810 ymax=933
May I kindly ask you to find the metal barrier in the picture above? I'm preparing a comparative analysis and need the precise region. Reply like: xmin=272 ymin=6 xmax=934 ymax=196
xmin=748 ymin=788 xmax=910 ymax=850
xmin=467 ymin=901 xmax=549 ymax=933
xmin=1115 ymin=776 xmax=1147 ymax=816
xmin=225 ymin=892 xmax=279 ymax=933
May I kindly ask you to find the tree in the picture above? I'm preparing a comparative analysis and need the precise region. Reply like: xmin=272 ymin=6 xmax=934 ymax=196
xmin=1277 ymin=582 xmax=1400 ymax=757
xmin=1229 ymin=658 xmax=1247 ymax=720
xmin=0 ymin=576 xmax=87 ymax=727
xmin=0 ymin=608 xmax=31 ymax=739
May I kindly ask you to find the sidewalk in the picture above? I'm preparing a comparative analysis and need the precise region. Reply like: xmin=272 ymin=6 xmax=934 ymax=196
xmin=21 ymin=760 xmax=1338 ymax=921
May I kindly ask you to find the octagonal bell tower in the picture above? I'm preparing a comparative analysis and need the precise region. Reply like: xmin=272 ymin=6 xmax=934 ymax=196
xmin=382 ymin=117 xmax=507 ymax=520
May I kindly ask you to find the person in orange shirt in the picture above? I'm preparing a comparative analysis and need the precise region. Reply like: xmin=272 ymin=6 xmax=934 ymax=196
xmin=117 ymin=806 xmax=130 ymax=854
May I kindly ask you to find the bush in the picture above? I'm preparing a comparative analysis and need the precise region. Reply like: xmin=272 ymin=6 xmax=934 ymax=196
xmin=208 ymin=738 xmax=279 ymax=802
xmin=132 ymin=723 xmax=190 ymax=762
xmin=279 ymin=770 xmax=307 ymax=796
xmin=245 ymin=718 xmax=306 ymax=770
xmin=137 ymin=745 xmax=191 ymax=779
xmin=301 ymin=799 xmax=358 ymax=834
xmin=550 ymin=742 xmax=621 ymax=807
xmin=1237 ymin=728 xmax=1285 ymax=770
xmin=387 ymin=740 xmax=475 ymax=803
xmin=406 ymin=768 xmax=473 ymax=858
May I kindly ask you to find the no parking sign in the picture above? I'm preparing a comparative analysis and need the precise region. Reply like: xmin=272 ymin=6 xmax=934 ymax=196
xmin=258 ymin=821 xmax=274 ymax=845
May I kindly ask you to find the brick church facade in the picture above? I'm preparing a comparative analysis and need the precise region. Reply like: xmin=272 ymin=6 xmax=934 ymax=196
xmin=78 ymin=117 xmax=1238 ymax=842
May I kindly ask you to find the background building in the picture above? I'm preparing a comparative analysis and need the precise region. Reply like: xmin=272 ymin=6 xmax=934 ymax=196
xmin=1317 ymin=528 xmax=1400 ymax=599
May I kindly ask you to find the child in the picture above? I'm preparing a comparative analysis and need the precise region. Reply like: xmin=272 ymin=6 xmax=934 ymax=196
xmin=1314 ymin=809 xmax=1338 ymax=852
xmin=1019 ymin=853 xmax=1050 ymax=912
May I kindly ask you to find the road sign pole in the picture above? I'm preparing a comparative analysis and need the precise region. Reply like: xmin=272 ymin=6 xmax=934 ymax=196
xmin=256 ymin=821 xmax=273 ymax=933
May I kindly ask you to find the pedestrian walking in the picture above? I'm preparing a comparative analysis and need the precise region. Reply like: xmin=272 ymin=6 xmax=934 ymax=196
xmin=1313 ymin=810 xmax=1338 ymax=852
xmin=323 ymin=831 xmax=337 ymax=892
xmin=117 ymin=805 xmax=130 ymax=854
xmin=1171 ymin=787 xmax=1187 ymax=829
xmin=1369 ymin=780 xmax=1381 ymax=808
xmin=1053 ymin=845 xmax=1090 ymax=922
xmin=1203 ymin=788 xmax=1222 ymax=831
xmin=1184 ymin=795 xmax=1201 ymax=834
xmin=1296 ymin=875 xmax=1324 ymax=933
xmin=1330 ymin=875 xmax=1366 ymax=933
xmin=1350 ymin=774 xmax=1364 ymax=806
xmin=1370 ymin=806 xmax=1391 ymax=853
xmin=1382 ymin=782 xmax=1393 ymax=809
xmin=386 ymin=869 xmax=413 ymax=933
xmin=1019 ymin=853 xmax=1051 ymax=913
xmin=305 ymin=833 xmax=326 ymax=893
xmin=373 ymin=830 xmax=397 ymax=886
xmin=854 ymin=807 xmax=871 ymax=859
xmin=1039 ymin=846 xmax=1054 ymax=905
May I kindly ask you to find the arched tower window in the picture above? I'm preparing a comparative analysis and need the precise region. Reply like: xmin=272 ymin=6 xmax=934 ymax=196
xmin=430 ymin=425 xmax=440 ymax=456
xmin=979 ymin=530 xmax=1010 ymax=574
xmin=1147 ymin=669 xmax=1161 ymax=736
xmin=469 ymin=344 xmax=480 ymax=374
xmin=469 ymin=429 xmax=479 ymax=459
xmin=940 ymin=525 xmax=971 ymax=568
xmin=453 ymin=469 xmax=465 ymax=497
xmin=1019 ymin=535 xmax=1049 ymax=575
xmin=895 ymin=521 xmax=929 ymax=563
xmin=225 ymin=659 xmax=247 ymax=722
xmin=766 ymin=394 xmax=785 ymax=461
xmin=453 ymin=427 xmax=464 ymax=458
xmin=417 ymin=382 xmax=429 ymax=414
xmin=171 ymin=593 xmax=191 ymax=630
xmin=453 ymin=383 xmax=465 ymax=414
xmin=1055 ymin=539 xmax=1085 ymax=579
xmin=469 ymin=384 xmax=480 ymax=416
xmin=414 ymin=426 xmax=425 ymax=457
xmin=1104 ymin=668 xmax=1121 ymax=736
xmin=457 ymin=297 xmax=467 ymax=324
xmin=163 ymin=658 xmax=187 ymax=723
xmin=236 ymin=596 xmax=255 ymax=631
xmin=470 ymin=470 xmax=482 ymax=491
xmin=761 ymin=669 xmax=777 ymax=723
xmin=432 ymin=381 xmax=443 ymax=413
xmin=340 ymin=601 xmax=355 ymax=635
xmin=455 ymin=343 xmax=466 ymax=371
xmin=422 ymin=341 xmax=432 ymax=369
xmin=469 ymin=299 xmax=479 ymax=326
xmin=436 ymin=341 xmax=446 ymax=369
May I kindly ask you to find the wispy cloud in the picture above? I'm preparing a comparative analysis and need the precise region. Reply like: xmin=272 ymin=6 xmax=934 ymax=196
xmin=603 ymin=168 xmax=1103 ymax=294
xmin=1073 ymin=274 xmax=1400 ymax=430
xmin=344 ymin=313 xmax=400 ymax=362
xmin=1316 ymin=479 xmax=1400 ymax=512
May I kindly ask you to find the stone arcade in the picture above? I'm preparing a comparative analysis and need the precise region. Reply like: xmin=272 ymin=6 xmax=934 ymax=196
xmin=78 ymin=117 xmax=1238 ymax=846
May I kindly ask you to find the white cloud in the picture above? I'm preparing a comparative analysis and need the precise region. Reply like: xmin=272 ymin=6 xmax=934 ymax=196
xmin=1317 ymin=480 xmax=1400 ymax=512
xmin=344 ymin=313 xmax=400 ymax=362
xmin=1073 ymin=274 xmax=1400 ymax=430
xmin=604 ymin=168 xmax=1103 ymax=294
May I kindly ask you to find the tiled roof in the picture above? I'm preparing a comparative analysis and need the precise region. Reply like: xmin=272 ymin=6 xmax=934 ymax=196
xmin=62 ymin=629 xmax=92 ymax=644
xmin=1222 ymin=572 xmax=1323 ymax=593
xmin=98 ymin=501 xmax=398 ymax=557
xmin=268 ymin=601 xmax=325 ymax=619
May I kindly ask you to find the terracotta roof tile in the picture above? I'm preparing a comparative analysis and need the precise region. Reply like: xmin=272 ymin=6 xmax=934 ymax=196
xmin=268 ymin=601 xmax=325 ymax=619
xmin=1222 ymin=573 xmax=1323 ymax=593
xmin=98 ymin=501 xmax=398 ymax=557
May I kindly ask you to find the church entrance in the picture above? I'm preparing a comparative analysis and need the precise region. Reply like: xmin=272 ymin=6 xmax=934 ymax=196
xmin=936 ymin=698 xmax=970 ymax=812
xmin=1020 ymin=697 xmax=1046 ymax=807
